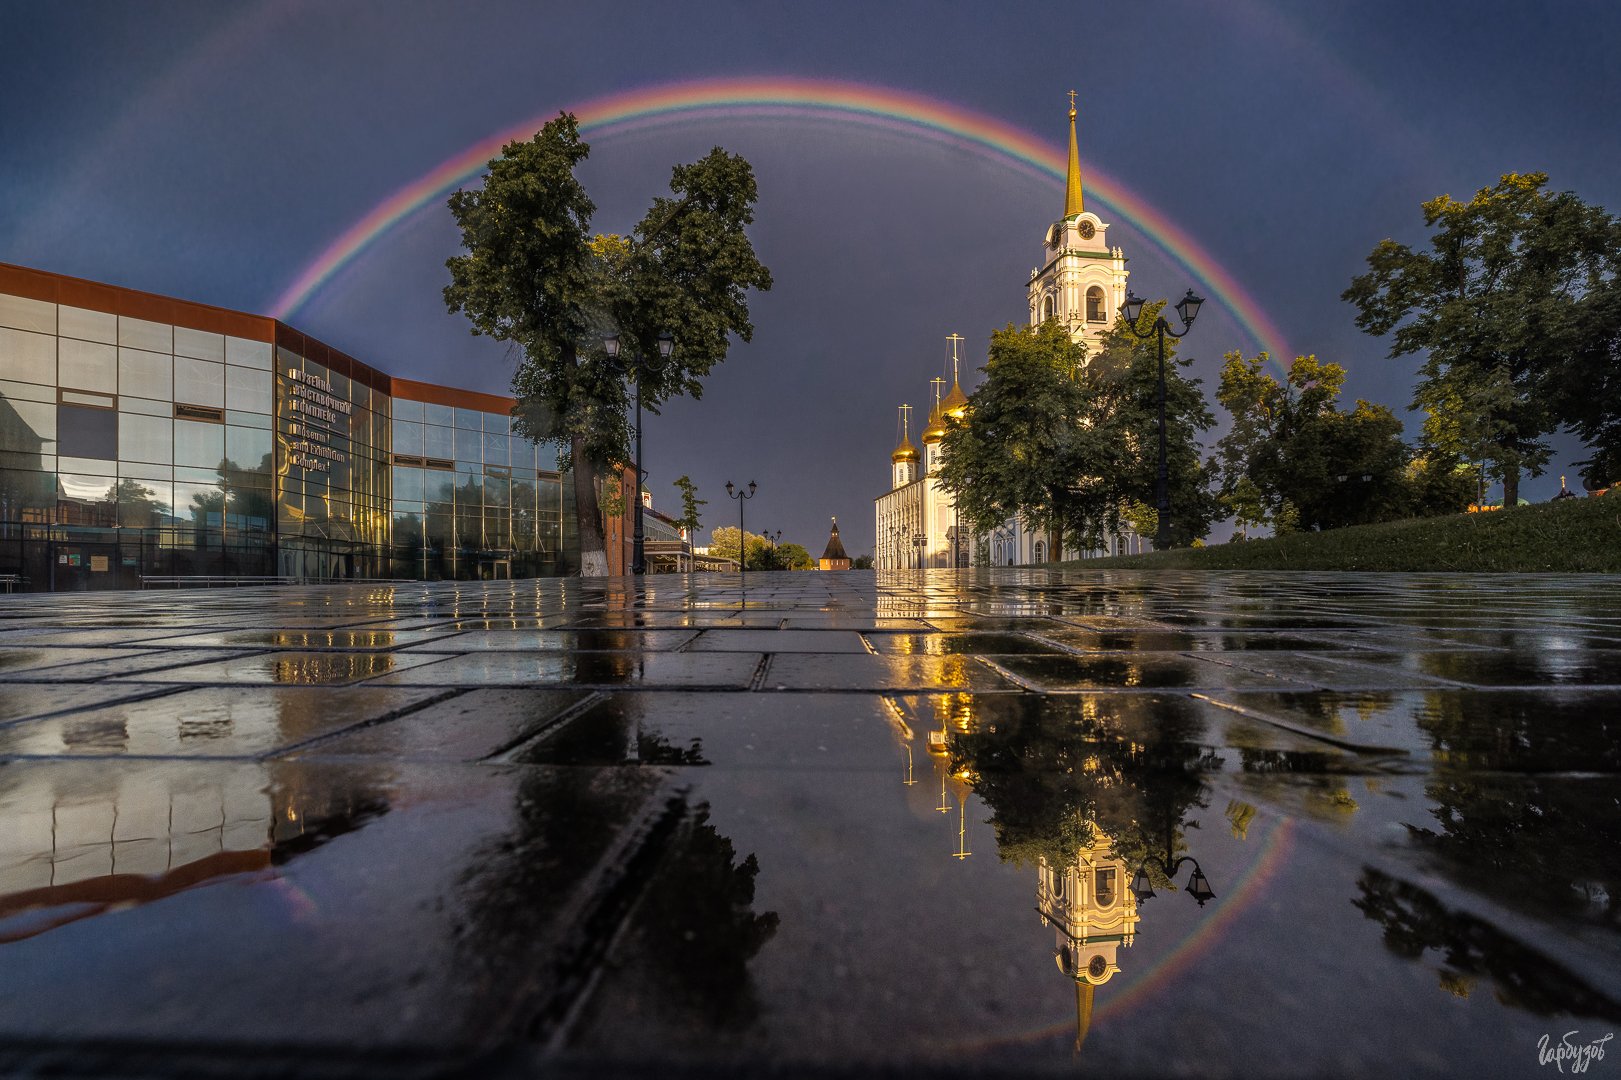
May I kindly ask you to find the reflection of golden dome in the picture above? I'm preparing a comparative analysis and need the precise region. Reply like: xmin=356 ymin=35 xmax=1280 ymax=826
xmin=921 ymin=403 xmax=948 ymax=444
xmin=940 ymin=380 xmax=969 ymax=418
xmin=892 ymin=435 xmax=920 ymax=463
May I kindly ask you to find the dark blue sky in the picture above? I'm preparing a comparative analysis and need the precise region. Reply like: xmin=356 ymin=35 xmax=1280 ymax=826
xmin=4 ymin=1 xmax=1618 ymax=550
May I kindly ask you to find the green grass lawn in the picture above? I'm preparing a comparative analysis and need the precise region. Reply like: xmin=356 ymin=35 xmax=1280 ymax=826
xmin=1053 ymin=494 xmax=1621 ymax=572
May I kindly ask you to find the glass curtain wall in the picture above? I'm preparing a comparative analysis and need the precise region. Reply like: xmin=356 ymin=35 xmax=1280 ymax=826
xmin=274 ymin=347 xmax=390 ymax=580
xmin=388 ymin=399 xmax=569 ymax=579
xmin=1 ymin=291 xmax=277 ymax=589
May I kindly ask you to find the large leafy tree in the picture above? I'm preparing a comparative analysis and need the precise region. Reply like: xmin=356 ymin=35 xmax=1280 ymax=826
xmin=935 ymin=320 xmax=1114 ymax=558
xmin=1086 ymin=305 xmax=1221 ymax=546
xmin=445 ymin=114 xmax=771 ymax=575
xmin=1214 ymin=351 xmax=1470 ymax=529
xmin=1342 ymin=172 xmax=1620 ymax=501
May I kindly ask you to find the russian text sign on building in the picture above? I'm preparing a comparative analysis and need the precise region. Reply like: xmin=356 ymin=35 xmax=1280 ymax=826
xmin=284 ymin=367 xmax=351 ymax=474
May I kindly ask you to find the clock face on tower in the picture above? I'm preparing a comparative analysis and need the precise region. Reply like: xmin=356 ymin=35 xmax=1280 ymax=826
xmin=1050 ymin=224 xmax=1064 ymax=249
xmin=1078 ymin=220 xmax=1096 ymax=240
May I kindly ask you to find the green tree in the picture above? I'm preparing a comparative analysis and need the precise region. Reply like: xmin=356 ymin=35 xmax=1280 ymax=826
xmin=671 ymin=475 xmax=706 ymax=537
xmin=1223 ymin=476 xmax=1267 ymax=540
xmin=1342 ymin=172 xmax=1620 ymax=502
xmin=445 ymin=114 xmax=771 ymax=575
xmin=1214 ymin=351 xmax=1461 ymax=529
xmin=706 ymin=526 xmax=757 ymax=564
xmin=1086 ymin=305 xmax=1222 ymax=546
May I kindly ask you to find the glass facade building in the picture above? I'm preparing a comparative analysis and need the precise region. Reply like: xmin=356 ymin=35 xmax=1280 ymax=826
xmin=0 ymin=263 xmax=577 ymax=590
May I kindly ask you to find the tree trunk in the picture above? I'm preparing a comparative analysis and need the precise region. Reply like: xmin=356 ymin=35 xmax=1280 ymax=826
xmin=563 ymin=340 xmax=610 ymax=577
xmin=1502 ymin=465 xmax=1519 ymax=510
xmin=1050 ymin=521 xmax=1064 ymax=564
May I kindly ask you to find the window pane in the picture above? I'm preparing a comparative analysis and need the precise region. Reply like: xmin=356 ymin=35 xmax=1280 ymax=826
xmin=483 ymin=475 xmax=510 ymax=508
xmin=0 ymin=327 xmax=54 ymax=385
xmin=225 ymin=365 xmax=271 ymax=414
xmin=225 ymin=425 xmax=273 ymax=473
xmin=391 ymin=466 xmax=425 ymax=502
xmin=423 ymin=402 xmax=452 ymax=427
xmin=454 ymin=473 xmax=483 ymax=508
xmin=481 ymin=431 xmax=509 ymax=467
xmin=225 ymin=336 xmax=273 ymax=370
xmin=0 ymin=397 xmax=55 ymax=454
xmin=0 ymin=293 xmax=56 ymax=335
xmin=174 ymin=327 xmax=225 ymax=362
xmin=454 ymin=426 xmax=482 ymax=462
xmin=118 ymin=413 xmax=172 ymax=464
xmin=119 ymin=349 xmax=172 ymax=400
xmin=116 ymin=477 xmax=172 ymax=526
xmin=175 ymin=481 xmax=224 ymax=526
xmin=454 ymin=407 xmax=481 ymax=431
xmin=392 ymin=398 xmax=423 ymax=422
xmin=537 ymin=441 xmax=558 ymax=472
xmin=60 ymin=306 xmax=116 ymax=344
xmin=56 ymin=473 xmax=117 ymax=526
xmin=423 ymin=424 xmax=453 ymax=460
xmin=483 ymin=411 xmax=510 ymax=434
xmin=391 ymin=419 xmax=423 ymax=457
xmin=57 ymin=405 xmax=118 ymax=460
xmin=175 ymin=357 xmax=225 ymax=407
xmin=59 ymin=339 xmax=116 ymax=393
xmin=118 ymin=317 xmax=171 ymax=353
xmin=174 ymin=419 xmax=223 ymax=468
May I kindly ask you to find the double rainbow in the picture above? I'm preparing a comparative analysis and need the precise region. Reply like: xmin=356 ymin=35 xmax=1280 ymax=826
xmin=268 ymin=77 xmax=1289 ymax=363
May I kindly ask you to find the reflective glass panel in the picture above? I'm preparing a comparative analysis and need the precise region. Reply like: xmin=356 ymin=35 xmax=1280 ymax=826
xmin=423 ymin=425 xmax=453 ymax=460
xmin=118 ymin=317 xmax=171 ymax=353
xmin=391 ymin=420 xmax=424 ymax=457
xmin=117 ymin=478 xmax=172 ymax=526
xmin=225 ymin=336 xmax=272 ymax=370
xmin=58 ymin=339 xmax=116 ymax=393
xmin=225 ymin=365 xmax=272 ymax=414
xmin=392 ymin=398 xmax=424 ymax=423
xmin=225 ymin=425 xmax=273 ymax=473
xmin=119 ymin=349 xmax=172 ymax=401
xmin=424 ymin=403 xmax=452 ymax=427
xmin=454 ymin=427 xmax=482 ymax=462
xmin=175 ymin=481 xmax=225 ymax=526
xmin=174 ymin=419 xmax=224 ymax=469
xmin=0 ymin=293 xmax=56 ymax=335
xmin=173 ymin=327 xmax=225 ymax=363
xmin=483 ymin=411 xmax=510 ymax=435
xmin=0 ymin=327 xmax=55 ymax=385
xmin=175 ymin=357 xmax=225 ymax=408
xmin=391 ymin=466 xmax=425 ymax=502
xmin=0 ymin=397 xmax=55 ymax=455
xmin=454 ymin=407 xmax=481 ymax=431
xmin=118 ymin=414 xmax=172 ymax=465
xmin=482 ymin=431 xmax=509 ymax=467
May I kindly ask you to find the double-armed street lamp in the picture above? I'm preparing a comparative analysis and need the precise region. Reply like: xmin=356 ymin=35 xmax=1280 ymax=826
xmin=1119 ymin=289 xmax=1205 ymax=550
xmin=603 ymin=331 xmax=675 ymax=575
xmin=1129 ymin=819 xmax=1216 ymax=908
xmin=726 ymin=480 xmax=756 ymax=605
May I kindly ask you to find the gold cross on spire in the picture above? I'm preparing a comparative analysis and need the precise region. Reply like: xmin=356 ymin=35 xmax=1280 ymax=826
xmin=931 ymin=377 xmax=946 ymax=409
xmin=946 ymin=334 xmax=964 ymax=382
xmin=1068 ymin=89 xmax=1077 ymax=116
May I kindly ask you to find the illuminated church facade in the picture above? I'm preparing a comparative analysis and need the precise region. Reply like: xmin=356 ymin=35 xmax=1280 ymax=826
xmin=874 ymin=101 xmax=1143 ymax=568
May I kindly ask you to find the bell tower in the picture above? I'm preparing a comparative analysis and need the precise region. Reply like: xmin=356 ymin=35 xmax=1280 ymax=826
xmin=1028 ymin=94 xmax=1129 ymax=355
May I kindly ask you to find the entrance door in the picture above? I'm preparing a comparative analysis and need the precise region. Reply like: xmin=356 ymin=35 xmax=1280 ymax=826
xmin=49 ymin=541 xmax=123 ymax=591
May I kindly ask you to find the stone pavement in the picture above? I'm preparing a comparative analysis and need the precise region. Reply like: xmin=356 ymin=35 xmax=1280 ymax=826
xmin=0 ymin=570 xmax=1617 ymax=1078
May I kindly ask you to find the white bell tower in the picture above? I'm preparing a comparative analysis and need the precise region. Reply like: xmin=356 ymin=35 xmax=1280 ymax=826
xmin=1028 ymin=93 xmax=1129 ymax=356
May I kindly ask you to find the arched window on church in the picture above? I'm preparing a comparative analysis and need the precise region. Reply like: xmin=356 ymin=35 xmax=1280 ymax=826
xmin=1034 ymin=540 xmax=1045 ymax=563
xmin=1086 ymin=286 xmax=1106 ymax=323
xmin=1042 ymin=295 xmax=1055 ymax=321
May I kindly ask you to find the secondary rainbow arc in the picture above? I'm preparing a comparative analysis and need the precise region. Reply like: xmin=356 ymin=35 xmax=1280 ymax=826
xmin=268 ymin=77 xmax=1290 ymax=366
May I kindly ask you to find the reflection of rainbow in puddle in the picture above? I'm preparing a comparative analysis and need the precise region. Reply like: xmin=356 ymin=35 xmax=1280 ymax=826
xmin=952 ymin=815 xmax=1296 ymax=1051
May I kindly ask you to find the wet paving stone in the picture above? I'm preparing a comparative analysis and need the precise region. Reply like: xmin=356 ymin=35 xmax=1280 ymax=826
xmin=0 ymin=570 xmax=1616 ymax=1077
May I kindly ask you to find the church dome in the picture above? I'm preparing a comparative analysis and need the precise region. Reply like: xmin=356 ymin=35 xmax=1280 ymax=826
xmin=940 ymin=380 xmax=969 ymax=419
xmin=921 ymin=403 xmax=948 ymax=444
xmin=891 ymin=435 xmax=920 ymax=463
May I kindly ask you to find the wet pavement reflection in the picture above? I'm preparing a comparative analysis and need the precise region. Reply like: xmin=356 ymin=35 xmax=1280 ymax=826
xmin=0 ymin=570 xmax=1616 ymax=1077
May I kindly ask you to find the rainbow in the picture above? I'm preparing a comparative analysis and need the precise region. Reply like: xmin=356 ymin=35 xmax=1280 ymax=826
xmin=268 ymin=78 xmax=1290 ymax=365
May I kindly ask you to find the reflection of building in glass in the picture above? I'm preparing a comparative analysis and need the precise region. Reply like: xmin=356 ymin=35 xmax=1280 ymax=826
xmin=0 ymin=262 xmax=581 ymax=588
xmin=0 ymin=759 xmax=388 ymax=944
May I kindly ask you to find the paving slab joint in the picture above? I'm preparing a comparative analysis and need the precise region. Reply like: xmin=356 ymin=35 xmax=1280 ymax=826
xmin=486 ymin=691 xmax=609 ymax=763
xmin=266 ymin=688 xmax=467 ymax=760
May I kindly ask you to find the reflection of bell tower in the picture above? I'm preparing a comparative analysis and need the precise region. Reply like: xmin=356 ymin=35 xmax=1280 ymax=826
xmin=1037 ymin=828 xmax=1141 ymax=1050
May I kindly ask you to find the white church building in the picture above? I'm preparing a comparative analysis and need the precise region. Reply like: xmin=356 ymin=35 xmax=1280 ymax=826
xmin=874 ymin=101 xmax=1144 ymax=568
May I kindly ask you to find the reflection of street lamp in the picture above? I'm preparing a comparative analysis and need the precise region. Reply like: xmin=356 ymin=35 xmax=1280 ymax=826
xmin=603 ymin=331 xmax=675 ymax=575
xmin=1119 ymin=289 xmax=1204 ymax=550
xmin=725 ymin=480 xmax=755 ymax=604
xmin=1129 ymin=842 xmax=1216 ymax=907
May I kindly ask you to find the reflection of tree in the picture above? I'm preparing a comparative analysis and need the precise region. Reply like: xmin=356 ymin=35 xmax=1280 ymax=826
xmin=948 ymin=695 xmax=1217 ymax=889
xmin=1353 ymin=867 xmax=1621 ymax=1022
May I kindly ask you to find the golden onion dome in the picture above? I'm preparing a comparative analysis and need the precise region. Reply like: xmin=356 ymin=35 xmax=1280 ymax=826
xmin=921 ymin=403 xmax=948 ymax=444
xmin=940 ymin=380 xmax=969 ymax=419
xmin=892 ymin=435 xmax=920 ymax=463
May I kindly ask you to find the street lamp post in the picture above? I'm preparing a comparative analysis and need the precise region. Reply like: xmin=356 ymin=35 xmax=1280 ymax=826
xmin=603 ymin=332 xmax=675 ymax=575
xmin=1119 ymin=289 xmax=1204 ymax=550
xmin=726 ymin=480 xmax=756 ymax=605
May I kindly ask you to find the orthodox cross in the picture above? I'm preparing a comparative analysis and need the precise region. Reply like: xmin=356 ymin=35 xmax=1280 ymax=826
xmin=946 ymin=333 xmax=964 ymax=383
xmin=931 ymin=377 xmax=946 ymax=410
xmin=1068 ymin=89 xmax=1077 ymax=113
